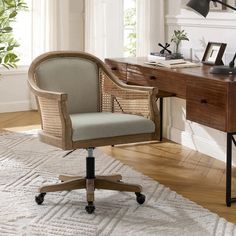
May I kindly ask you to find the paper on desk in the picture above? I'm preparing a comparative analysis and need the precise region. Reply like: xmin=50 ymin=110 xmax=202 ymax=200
xmin=145 ymin=59 xmax=201 ymax=69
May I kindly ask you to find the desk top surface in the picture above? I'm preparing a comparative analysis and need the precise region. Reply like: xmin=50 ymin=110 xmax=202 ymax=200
xmin=105 ymin=57 xmax=236 ymax=132
xmin=106 ymin=57 xmax=236 ymax=83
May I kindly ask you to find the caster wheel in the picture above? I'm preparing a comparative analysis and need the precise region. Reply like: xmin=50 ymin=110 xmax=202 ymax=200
xmin=35 ymin=193 xmax=46 ymax=205
xmin=85 ymin=202 xmax=95 ymax=214
xmin=135 ymin=192 xmax=146 ymax=204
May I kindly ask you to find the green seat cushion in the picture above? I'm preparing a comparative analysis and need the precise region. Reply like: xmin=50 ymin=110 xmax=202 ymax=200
xmin=70 ymin=112 xmax=155 ymax=141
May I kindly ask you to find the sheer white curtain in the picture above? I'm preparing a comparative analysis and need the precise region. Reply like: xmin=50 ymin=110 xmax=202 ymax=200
xmin=136 ymin=0 xmax=165 ymax=56
xmin=31 ymin=0 xmax=70 ymax=58
xmin=85 ymin=0 xmax=123 ymax=59
xmin=85 ymin=0 xmax=107 ymax=58
xmin=136 ymin=0 xmax=151 ymax=56
xmin=30 ymin=0 xmax=70 ymax=109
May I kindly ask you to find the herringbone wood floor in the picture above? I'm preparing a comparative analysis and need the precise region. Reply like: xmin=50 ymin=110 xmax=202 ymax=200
xmin=1 ymin=111 xmax=236 ymax=224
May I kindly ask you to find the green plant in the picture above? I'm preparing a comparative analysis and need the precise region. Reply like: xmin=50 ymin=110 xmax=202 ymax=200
xmin=0 ymin=0 xmax=27 ymax=69
xmin=171 ymin=30 xmax=189 ymax=58
xmin=124 ymin=3 xmax=136 ymax=57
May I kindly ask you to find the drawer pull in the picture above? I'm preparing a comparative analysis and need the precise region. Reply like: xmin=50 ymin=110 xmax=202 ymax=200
xmin=200 ymin=99 xmax=207 ymax=104
xmin=149 ymin=76 xmax=156 ymax=80
xmin=111 ymin=67 xmax=117 ymax=71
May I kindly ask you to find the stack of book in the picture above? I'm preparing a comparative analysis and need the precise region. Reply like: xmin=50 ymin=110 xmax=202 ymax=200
xmin=145 ymin=59 xmax=201 ymax=69
xmin=148 ymin=52 xmax=172 ymax=61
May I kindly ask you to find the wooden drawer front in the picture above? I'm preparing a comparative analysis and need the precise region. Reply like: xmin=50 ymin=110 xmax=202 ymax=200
xmin=186 ymin=85 xmax=227 ymax=131
xmin=127 ymin=71 xmax=150 ymax=86
xmin=105 ymin=59 xmax=127 ymax=82
xmin=127 ymin=65 xmax=186 ymax=97
xmin=127 ymin=65 xmax=159 ymax=86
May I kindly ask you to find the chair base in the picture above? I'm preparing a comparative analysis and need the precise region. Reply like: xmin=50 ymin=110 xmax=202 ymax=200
xmin=35 ymin=174 xmax=145 ymax=213
xmin=35 ymin=148 xmax=145 ymax=213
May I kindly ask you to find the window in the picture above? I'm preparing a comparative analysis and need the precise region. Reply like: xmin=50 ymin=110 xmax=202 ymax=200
xmin=123 ymin=0 xmax=136 ymax=57
xmin=11 ymin=0 xmax=32 ymax=66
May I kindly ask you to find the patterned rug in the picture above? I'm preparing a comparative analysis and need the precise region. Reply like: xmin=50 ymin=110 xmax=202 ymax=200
xmin=0 ymin=131 xmax=235 ymax=236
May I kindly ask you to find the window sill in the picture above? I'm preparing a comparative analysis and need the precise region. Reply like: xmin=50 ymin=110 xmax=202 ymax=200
xmin=0 ymin=65 xmax=29 ymax=76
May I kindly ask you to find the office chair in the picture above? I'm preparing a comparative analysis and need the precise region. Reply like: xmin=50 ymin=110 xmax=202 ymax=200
xmin=28 ymin=51 xmax=160 ymax=213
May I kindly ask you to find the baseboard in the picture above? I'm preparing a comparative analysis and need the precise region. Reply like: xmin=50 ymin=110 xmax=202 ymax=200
xmin=169 ymin=126 xmax=236 ymax=165
xmin=0 ymin=101 xmax=31 ymax=113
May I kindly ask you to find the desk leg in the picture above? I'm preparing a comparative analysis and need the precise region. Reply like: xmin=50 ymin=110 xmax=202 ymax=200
xmin=159 ymin=98 xmax=163 ymax=142
xmin=226 ymin=132 xmax=236 ymax=207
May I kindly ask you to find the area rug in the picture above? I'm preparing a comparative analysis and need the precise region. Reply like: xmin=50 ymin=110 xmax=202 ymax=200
xmin=0 ymin=131 xmax=235 ymax=236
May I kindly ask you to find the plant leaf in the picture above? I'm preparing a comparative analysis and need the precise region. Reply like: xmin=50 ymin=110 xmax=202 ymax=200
xmin=3 ymin=26 xmax=12 ymax=32
xmin=9 ymin=11 xmax=17 ymax=18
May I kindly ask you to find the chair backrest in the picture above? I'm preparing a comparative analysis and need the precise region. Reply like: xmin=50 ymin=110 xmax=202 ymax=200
xmin=35 ymin=56 xmax=99 ymax=114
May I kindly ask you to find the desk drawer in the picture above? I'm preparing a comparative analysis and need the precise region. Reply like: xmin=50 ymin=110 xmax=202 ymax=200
xmin=105 ymin=59 xmax=127 ymax=82
xmin=127 ymin=71 xmax=154 ymax=86
xmin=127 ymin=65 xmax=162 ymax=86
xmin=127 ymin=66 xmax=186 ymax=97
xmin=186 ymin=85 xmax=227 ymax=131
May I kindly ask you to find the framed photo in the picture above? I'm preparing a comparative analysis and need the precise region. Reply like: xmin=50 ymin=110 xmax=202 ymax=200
xmin=202 ymin=42 xmax=227 ymax=65
xmin=210 ymin=0 xmax=227 ymax=10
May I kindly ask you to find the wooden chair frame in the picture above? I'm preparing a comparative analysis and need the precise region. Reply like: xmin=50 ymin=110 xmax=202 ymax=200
xmin=28 ymin=51 xmax=160 ymax=213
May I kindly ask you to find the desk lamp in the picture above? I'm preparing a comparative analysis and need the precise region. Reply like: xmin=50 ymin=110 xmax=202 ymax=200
xmin=186 ymin=0 xmax=236 ymax=75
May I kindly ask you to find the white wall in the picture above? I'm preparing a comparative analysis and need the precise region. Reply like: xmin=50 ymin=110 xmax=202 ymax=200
xmin=0 ymin=67 xmax=31 ymax=112
xmin=165 ymin=0 xmax=236 ymax=163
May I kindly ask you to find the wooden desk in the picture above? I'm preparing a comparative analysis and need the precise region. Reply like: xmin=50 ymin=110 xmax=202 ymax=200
xmin=105 ymin=57 xmax=236 ymax=207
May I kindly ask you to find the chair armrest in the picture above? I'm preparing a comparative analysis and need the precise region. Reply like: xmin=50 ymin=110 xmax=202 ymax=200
xmin=99 ymin=67 xmax=158 ymax=100
xmin=28 ymin=74 xmax=72 ymax=146
xmin=99 ymin=69 xmax=159 ymax=131
xmin=107 ymin=80 xmax=158 ymax=100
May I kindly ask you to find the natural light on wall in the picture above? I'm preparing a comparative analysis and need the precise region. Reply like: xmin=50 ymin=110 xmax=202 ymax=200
xmin=11 ymin=0 xmax=32 ymax=66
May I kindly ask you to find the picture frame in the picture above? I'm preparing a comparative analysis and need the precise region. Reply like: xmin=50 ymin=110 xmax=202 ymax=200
xmin=210 ymin=0 xmax=227 ymax=10
xmin=202 ymin=42 xmax=227 ymax=65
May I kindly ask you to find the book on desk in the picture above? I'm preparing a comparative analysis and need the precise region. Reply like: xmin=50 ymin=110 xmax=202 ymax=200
xmin=145 ymin=59 xmax=201 ymax=69
xmin=148 ymin=53 xmax=166 ymax=61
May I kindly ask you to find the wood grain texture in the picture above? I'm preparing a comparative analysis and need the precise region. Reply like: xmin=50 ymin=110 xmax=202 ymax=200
xmin=1 ymin=111 xmax=236 ymax=224
xmin=105 ymin=59 xmax=127 ymax=82
xmin=105 ymin=57 xmax=236 ymax=132
xmin=228 ymin=83 xmax=236 ymax=132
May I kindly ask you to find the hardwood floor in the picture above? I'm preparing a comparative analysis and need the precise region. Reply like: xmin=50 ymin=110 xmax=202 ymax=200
xmin=1 ymin=111 xmax=236 ymax=224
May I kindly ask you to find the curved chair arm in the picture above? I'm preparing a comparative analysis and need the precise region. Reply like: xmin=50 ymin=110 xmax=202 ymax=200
xmin=101 ymin=70 xmax=158 ymax=100
xmin=28 ymin=69 xmax=68 ymax=101
xmin=97 ymin=59 xmax=157 ymax=93
xmin=28 ymin=73 xmax=73 ymax=149
xmin=96 ymin=60 xmax=160 ymax=134
xmin=99 ymin=69 xmax=160 ymax=136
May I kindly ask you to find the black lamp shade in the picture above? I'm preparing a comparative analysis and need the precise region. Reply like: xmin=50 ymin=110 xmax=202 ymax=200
xmin=186 ymin=0 xmax=211 ymax=17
